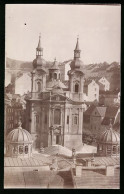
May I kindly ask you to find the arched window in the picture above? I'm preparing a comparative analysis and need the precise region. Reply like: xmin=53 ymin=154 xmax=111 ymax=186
xmin=19 ymin=146 xmax=23 ymax=154
xmin=45 ymin=114 xmax=47 ymax=124
xmin=49 ymin=73 xmax=52 ymax=79
xmin=25 ymin=145 xmax=28 ymax=154
xmin=7 ymin=145 xmax=9 ymax=151
xmin=13 ymin=146 xmax=18 ymax=154
xmin=36 ymin=115 xmax=39 ymax=123
xmin=74 ymin=116 xmax=78 ymax=125
xmin=113 ymin=146 xmax=117 ymax=154
xmin=107 ymin=145 xmax=111 ymax=155
xmin=75 ymin=83 xmax=79 ymax=93
xmin=67 ymin=116 xmax=69 ymax=124
xmin=99 ymin=144 xmax=103 ymax=151
xmin=30 ymin=145 xmax=32 ymax=153
xmin=118 ymin=146 xmax=120 ymax=154
xmin=54 ymin=109 xmax=61 ymax=125
xmin=37 ymin=82 xmax=41 ymax=92
xmin=54 ymin=73 xmax=57 ymax=79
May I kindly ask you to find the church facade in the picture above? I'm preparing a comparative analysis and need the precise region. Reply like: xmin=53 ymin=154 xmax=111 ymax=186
xmin=26 ymin=35 xmax=85 ymax=150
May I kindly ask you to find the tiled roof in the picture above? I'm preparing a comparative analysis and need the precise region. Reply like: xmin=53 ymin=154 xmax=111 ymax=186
xmin=105 ymin=106 xmax=119 ymax=118
xmin=84 ymin=105 xmax=96 ymax=116
xmin=101 ymin=117 xmax=115 ymax=125
xmin=62 ymin=80 xmax=69 ymax=87
xmin=84 ymin=80 xmax=92 ymax=86
xmin=100 ymin=90 xmax=119 ymax=95
xmin=96 ymin=107 xmax=107 ymax=117
xmin=113 ymin=122 xmax=120 ymax=129
xmin=4 ymin=156 xmax=45 ymax=167
xmin=4 ymin=170 xmax=64 ymax=188
xmin=79 ymin=156 xmax=120 ymax=166
xmin=72 ymin=167 xmax=119 ymax=189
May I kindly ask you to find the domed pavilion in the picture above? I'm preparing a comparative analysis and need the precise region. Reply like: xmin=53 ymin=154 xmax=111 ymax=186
xmin=97 ymin=120 xmax=120 ymax=157
xmin=6 ymin=121 xmax=33 ymax=158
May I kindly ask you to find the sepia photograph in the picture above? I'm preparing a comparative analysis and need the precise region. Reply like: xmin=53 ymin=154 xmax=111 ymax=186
xmin=4 ymin=4 xmax=120 ymax=189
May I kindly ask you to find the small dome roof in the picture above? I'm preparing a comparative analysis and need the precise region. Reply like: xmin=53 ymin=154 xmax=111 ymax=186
xmin=97 ymin=124 xmax=120 ymax=144
xmin=46 ymin=80 xmax=67 ymax=89
xmin=49 ymin=58 xmax=60 ymax=70
xmin=52 ymin=86 xmax=64 ymax=94
xmin=6 ymin=122 xmax=32 ymax=144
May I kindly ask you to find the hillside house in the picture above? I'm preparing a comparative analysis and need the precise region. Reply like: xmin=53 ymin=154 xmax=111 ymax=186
xmin=101 ymin=106 xmax=120 ymax=131
xmin=84 ymin=80 xmax=99 ymax=102
xmin=99 ymin=90 xmax=120 ymax=106
xmin=98 ymin=77 xmax=110 ymax=91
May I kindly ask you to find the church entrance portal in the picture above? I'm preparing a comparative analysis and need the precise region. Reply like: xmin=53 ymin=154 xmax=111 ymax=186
xmin=49 ymin=125 xmax=63 ymax=146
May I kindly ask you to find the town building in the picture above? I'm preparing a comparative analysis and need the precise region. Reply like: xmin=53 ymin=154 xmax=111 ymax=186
xmin=99 ymin=90 xmax=120 ymax=106
xmin=26 ymin=36 xmax=85 ymax=150
xmin=87 ymin=76 xmax=110 ymax=92
xmin=101 ymin=106 xmax=120 ymax=131
xmin=83 ymin=105 xmax=107 ymax=135
xmin=4 ymin=93 xmax=26 ymax=143
xmin=98 ymin=76 xmax=110 ymax=91
xmin=83 ymin=79 xmax=99 ymax=102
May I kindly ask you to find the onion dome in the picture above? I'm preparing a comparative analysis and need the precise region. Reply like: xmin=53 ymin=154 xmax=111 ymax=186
xmin=6 ymin=121 xmax=32 ymax=144
xmin=70 ymin=59 xmax=84 ymax=70
xmin=33 ymin=57 xmax=46 ymax=68
xmin=97 ymin=120 xmax=120 ymax=144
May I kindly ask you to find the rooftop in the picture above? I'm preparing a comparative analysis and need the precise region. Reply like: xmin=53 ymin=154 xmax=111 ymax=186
xmin=72 ymin=167 xmax=119 ymax=189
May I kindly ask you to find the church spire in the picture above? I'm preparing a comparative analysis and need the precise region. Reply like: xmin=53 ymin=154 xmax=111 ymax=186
xmin=74 ymin=36 xmax=81 ymax=59
xmin=36 ymin=34 xmax=43 ymax=57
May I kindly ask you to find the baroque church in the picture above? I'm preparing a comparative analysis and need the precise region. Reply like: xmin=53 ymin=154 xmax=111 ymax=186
xmin=26 ymin=35 xmax=85 ymax=150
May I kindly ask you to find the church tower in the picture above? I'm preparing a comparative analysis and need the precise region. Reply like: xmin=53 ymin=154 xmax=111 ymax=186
xmin=49 ymin=58 xmax=61 ymax=81
xmin=68 ymin=37 xmax=85 ymax=101
xmin=31 ymin=35 xmax=47 ymax=98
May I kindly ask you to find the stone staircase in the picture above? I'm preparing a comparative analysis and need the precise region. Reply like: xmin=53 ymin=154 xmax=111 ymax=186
xmin=43 ymin=145 xmax=72 ymax=157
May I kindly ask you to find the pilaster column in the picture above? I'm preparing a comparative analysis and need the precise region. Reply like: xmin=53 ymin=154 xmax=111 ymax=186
xmin=80 ymin=76 xmax=83 ymax=93
xmin=64 ymin=107 xmax=67 ymax=133
xmin=69 ymin=108 xmax=72 ymax=134
xmin=51 ymin=108 xmax=54 ymax=125
xmin=41 ymin=107 xmax=44 ymax=132
xmin=70 ymin=75 xmax=73 ymax=92
xmin=31 ymin=103 xmax=35 ymax=133
xmin=60 ymin=108 xmax=62 ymax=126
xmin=78 ymin=108 xmax=83 ymax=135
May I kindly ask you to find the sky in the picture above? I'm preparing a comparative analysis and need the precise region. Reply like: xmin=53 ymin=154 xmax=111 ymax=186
xmin=6 ymin=4 xmax=121 ymax=64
